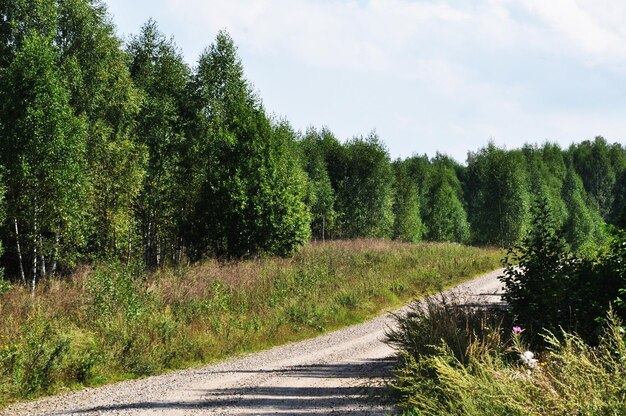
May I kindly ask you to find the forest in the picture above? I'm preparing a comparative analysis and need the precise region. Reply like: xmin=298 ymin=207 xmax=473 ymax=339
xmin=0 ymin=0 xmax=625 ymax=292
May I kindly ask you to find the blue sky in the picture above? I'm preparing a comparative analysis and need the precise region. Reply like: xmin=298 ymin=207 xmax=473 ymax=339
xmin=106 ymin=0 xmax=626 ymax=162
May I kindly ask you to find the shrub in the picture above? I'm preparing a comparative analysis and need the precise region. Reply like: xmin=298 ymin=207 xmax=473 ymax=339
xmin=86 ymin=261 xmax=149 ymax=322
xmin=501 ymin=198 xmax=626 ymax=344
xmin=385 ymin=292 xmax=509 ymax=364
xmin=1 ymin=313 xmax=69 ymax=398
xmin=0 ymin=277 xmax=10 ymax=297
xmin=500 ymin=197 xmax=582 ymax=341
xmin=598 ymin=227 xmax=626 ymax=319
xmin=387 ymin=299 xmax=626 ymax=416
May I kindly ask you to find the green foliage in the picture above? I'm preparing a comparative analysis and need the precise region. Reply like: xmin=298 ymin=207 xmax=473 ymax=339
xmin=521 ymin=143 xmax=568 ymax=228
xmin=262 ymin=121 xmax=311 ymax=256
xmin=392 ymin=160 xmax=424 ymax=242
xmin=1 ymin=313 xmax=69 ymax=398
xmin=334 ymin=134 xmax=395 ymax=239
xmin=0 ymin=278 xmax=10 ymax=297
xmin=0 ymin=0 xmax=58 ymax=66
xmin=0 ymin=31 xmax=88 ymax=278
xmin=86 ymin=129 xmax=146 ymax=258
xmin=56 ymin=0 xmax=145 ymax=258
xmin=424 ymin=157 xmax=470 ymax=243
xmin=500 ymin=198 xmax=581 ymax=339
xmin=387 ymin=301 xmax=626 ymax=416
xmin=0 ymin=172 xmax=5 ymax=282
xmin=299 ymin=127 xmax=338 ymax=240
xmin=0 ymin=0 xmax=145 ymax=266
xmin=501 ymin=198 xmax=622 ymax=343
xmin=403 ymin=154 xmax=432 ymax=210
xmin=87 ymin=261 xmax=148 ymax=322
xmin=127 ymin=19 xmax=191 ymax=267
xmin=187 ymin=31 xmax=309 ymax=258
xmin=561 ymin=166 xmax=605 ymax=255
xmin=595 ymin=227 xmax=626 ymax=319
xmin=466 ymin=144 xmax=530 ymax=247
xmin=569 ymin=137 xmax=618 ymax=219
xmin=611 ymin=169 xmax=626 ymax=228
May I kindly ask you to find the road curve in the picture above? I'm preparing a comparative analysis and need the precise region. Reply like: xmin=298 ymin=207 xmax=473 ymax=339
xmin=2 ymin=269 xmax=504 ymax=416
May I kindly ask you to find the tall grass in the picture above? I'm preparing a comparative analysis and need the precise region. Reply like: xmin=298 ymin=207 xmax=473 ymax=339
xmin=386 ymin=294 xmax=626 ymax=415
xmin=0 ymin=240 xmax=502 ymax=406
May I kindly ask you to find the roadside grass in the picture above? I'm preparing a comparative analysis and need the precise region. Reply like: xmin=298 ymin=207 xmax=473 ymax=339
xmin=0 ymin=239 xmax=502 ymax=407
xmin=386 ymin=294 xmax=626 ymax=415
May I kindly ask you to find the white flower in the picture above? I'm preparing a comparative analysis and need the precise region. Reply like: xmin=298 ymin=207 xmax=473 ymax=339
xmin=520 ymin=350 xmax=538 ymax=368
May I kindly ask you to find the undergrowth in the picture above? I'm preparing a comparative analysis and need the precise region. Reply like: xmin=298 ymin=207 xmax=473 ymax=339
xmin=386 ymin=294 xmax=626 ymax=415
xmin=0 ymin=239 xmax=502 ymax=406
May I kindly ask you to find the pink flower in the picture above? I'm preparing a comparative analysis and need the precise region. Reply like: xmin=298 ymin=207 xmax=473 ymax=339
xmin=512 ymin=326 xmax=522 ymax=334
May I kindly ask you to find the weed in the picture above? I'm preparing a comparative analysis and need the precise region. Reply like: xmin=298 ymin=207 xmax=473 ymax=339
xmin=387 ymin=295 xmax=626 ymax=415
xmin=9 ymin=313 xmax=69 ymax=397
xmin=0 ymin=277 xmax=11 ymax=297
xmin=0 ymin=240 xmax=502 ymax=407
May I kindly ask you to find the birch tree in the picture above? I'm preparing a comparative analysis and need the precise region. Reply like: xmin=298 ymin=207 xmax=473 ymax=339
xmin=187 ymin=31 xmax=310 ymax=258
xmin=466 ymin=144 xmax=531 ymax=247
xmin=424 ymin=158 xmax=469 ymax=243
xmin=127 ymin=20 xmax=191 ymax=267
xmin=334 ymin=134 xmax=394 ymax=239
xmin=0 ymin=32 xmax=87 ymax=292
xmin=391 ymin=160 xmax=424 ymax=242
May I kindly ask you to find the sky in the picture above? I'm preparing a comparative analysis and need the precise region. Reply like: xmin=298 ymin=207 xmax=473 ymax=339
xmin=105 ymin=0 xmax=626 ymax=162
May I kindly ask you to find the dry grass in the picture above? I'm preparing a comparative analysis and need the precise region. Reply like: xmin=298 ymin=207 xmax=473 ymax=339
xmin=0 ymin=239 xmax=502 ymax=406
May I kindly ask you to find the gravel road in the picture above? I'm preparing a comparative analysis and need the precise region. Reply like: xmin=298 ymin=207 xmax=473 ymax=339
xmin=1 ymin=269 xmax=504 ymax=416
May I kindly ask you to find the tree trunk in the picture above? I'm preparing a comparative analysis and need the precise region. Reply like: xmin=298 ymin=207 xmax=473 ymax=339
xmin=31 ymin=236 xmax=37 ymax=297
xmin=127 ymin=239 xmax=132 ymax=267
xmin=156 ymin=236 xmax=161 ymax=267
xmin=50 ymin=232 xmax=59 ymax=278
xmin=14 ymin=217 xmax=26 ymax=285
xmin=39 ymin=235 xmax=46 ymax=279
xmin=31 ymin=207 xmax=38 ymax=297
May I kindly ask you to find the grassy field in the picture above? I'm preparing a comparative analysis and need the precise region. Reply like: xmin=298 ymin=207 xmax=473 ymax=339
xmin=0 ymin=239 xmax=502 ymax=406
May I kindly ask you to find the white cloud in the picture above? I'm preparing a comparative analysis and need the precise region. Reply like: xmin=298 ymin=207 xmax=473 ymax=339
xmin=517 ymin=0 xmax=626 ymax=67
xmin=162 ymin=0 xmax=479 ymax=71
xmin=106 ymin=0 xmax=626 ymax=161
xmin=156 ymin=0 xmax=626 ymax=75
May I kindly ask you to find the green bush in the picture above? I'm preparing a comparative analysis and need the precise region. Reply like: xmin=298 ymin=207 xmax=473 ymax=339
xmin=598 ymin=227 xmax=626 ymax=316
xmin=387 ymin=298 xmax=626 ymax=416
xmin=2 ymin=314 xmax=69 ymax=398
xmin=501 ymin=198 xmax=626 ymax=344
xmin=87 ymin=261 xmax=149 ymax=322
xmin=62 ymin=330 xmax=101 ymax=385
xmin=0 ymin=277 xmax=10 ymax=297
xmin=386 ymin=293 xmax=509 ymax=364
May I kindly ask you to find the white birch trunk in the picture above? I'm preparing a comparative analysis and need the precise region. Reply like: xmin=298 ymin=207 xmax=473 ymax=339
xmin=51 ymin=233 xmax=59 ymax=278
xmin=31 ymin=237 xmax=37 ymax=297
xmin=14 ymin=217 xmax=26 ymax=285
xmin=31 ymin=203 xmax=38 ymax=297
xmin=39 ymin=235 xmax=46 ymax=279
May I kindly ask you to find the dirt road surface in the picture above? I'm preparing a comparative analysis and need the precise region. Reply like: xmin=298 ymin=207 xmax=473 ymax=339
xmin=2 ymin=269 xmax=504 ymax=416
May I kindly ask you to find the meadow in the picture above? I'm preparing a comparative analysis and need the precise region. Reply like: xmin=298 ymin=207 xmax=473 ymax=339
xmin=0 ymin=239 xmax=502 ymax=406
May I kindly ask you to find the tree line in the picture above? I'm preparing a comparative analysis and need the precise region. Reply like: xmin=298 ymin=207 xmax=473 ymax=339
xmin=0 ymin=1 xmax=624 ymax=292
